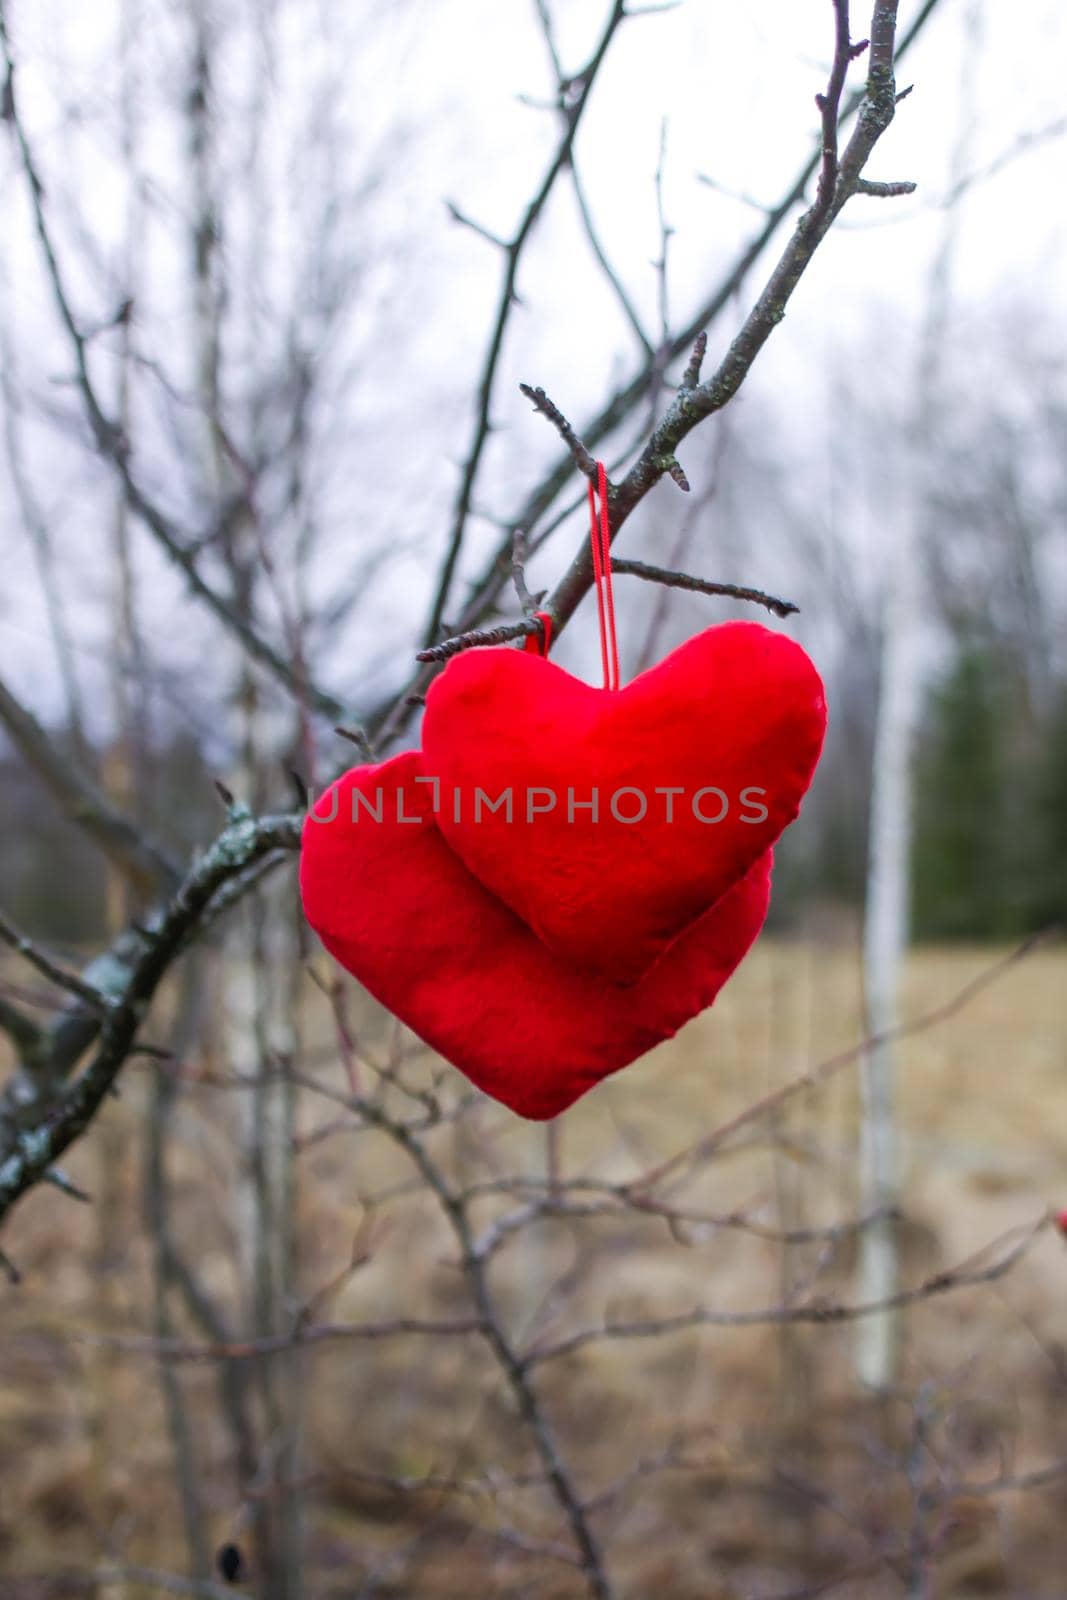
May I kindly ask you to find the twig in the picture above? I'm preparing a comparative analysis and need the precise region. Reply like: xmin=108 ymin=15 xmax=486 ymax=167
xmin=518 ymin=384 xmax=598 ymax=479
xmin=0 ymin=14 xmax=354 ymax=732
xmin=523 ymin=1215 xmax=1048 ymax=1370
xmin=83 ymin=1316 xmax=489 ymax=1362
xmin=511 ymin=528 xmax=538 ymax=614
xmin=531 ymin=0 xmax=650 ymax=355
xmin=13 ymin=1567 xmax=239 ymax=1600
xmin=940 ymin=113 xmax=1067 ymax=207
xmin=539 ymin=0 xmax=909 ymax=634
xmin=333 ymin=723 xmax=374 ymax=757
xmin=0 ymin=910 xmax=117 ymax=1012
xmin=0 ymin=993 xmax=45 ymax=1064
xmin=422 ymin=0 xmax=628 ymax=647
xmin=416 ymin=617 xmax=543 ymax=664
xmin=43 ymin=1166 xmax=91 ymax=1202
xmin=812 ymin=0 xmax=854 ymax=220
xmin=854 ymin=177 xmax=917 ymax=197
xmin=0 ymin=673 xmax=180 ymax=892
xmin=633 ymin=928 xmax=1058 ymax=1195
xmin=679 ymin=330 xmax=707 ymax=391
xmin=372 ymin=0 xmax=945 ymax=745
xmin=0 ymin=810 xmax=302 ymax=1225
xmin=444 ymin=200 xmax=508 ymax=250
xmin=610 ymin=558 xmax=799 ymax=618
xmin=651 ymin=116 xmax=673 ymax=358
xmin=570 ymin=163 xmax=653 ymax=353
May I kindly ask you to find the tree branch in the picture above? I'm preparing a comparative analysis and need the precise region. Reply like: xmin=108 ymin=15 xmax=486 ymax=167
xmin=609 ymin=559 xmax=799 ymax=618
xmin=0 ymin=672 xmax=180 ymax=892
xmin=369 ymin=0 xmax=945 ymax=742
xmin=523 ymin=1215 xmax=1047 ymax=1370
xmin=0 ymin=809 xmax=301 ymax=1227
xmin=0 ymin=10 xmax=356 ymax=733
xmin=422 ymin=0 xmax=629 ymax=647
xmin=0 ymin=911 xmax=117 ymax=1013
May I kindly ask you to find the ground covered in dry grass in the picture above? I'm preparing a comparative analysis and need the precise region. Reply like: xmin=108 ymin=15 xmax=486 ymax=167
xmin=2 ymin=934 xmax=1066 ymax=1598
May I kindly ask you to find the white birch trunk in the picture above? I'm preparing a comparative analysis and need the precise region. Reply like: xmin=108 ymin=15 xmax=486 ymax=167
xmin=855 ymin=0 xmax=985 ymax=1390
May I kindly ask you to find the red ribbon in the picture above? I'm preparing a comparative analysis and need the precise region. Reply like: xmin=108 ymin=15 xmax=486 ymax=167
xmin=523 ymin=610 xmax=554 ymax=657
xmin=588 ymin=460 xmax=619 ymax=691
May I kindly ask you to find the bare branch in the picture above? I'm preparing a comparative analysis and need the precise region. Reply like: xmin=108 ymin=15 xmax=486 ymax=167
xmin=518 ymin=383 xmax=598 ymax=478
xmin=812 ymin=0 xmax=854 ymax=220
xmin=0 ymin=14 xmax=356 ymax=732
xmin=0 ymin=809 xmax=301 ymax=1226
xmin=444 ymin=199 xmax=508 ymax=250
xmin=679 ymin=330 xmax=707 ymax=391
xmin=422 ymin=0 xmax=628 ymax=648
xmin=524 ymin=1215 xmax=1048 ymax=1370
xmin=538 ymin=0 xmax=909 ymax=638
xmin=610 ymin=558 xmax=799 ymax=618
xmin=371 ymin=0 xmax=946 ymax=744
xmin=416 ymin=617 xmax=543 ymax=664
xmin=0 ymin=672 xmax=180 ymax=891
xmin=0 ymin=911 xmax=117 ymax=1013
xmin=511 ymin=527 xmax=545 ymax=615
xmin=635 ymin=928 xmax=1059 ymax=1195
xmin=0 ymin=994 xmax=45 ymax=1065
xmin=570 ymin=163 xmax=653 ymax=354
xmin=854 ymin=177 xmax=917 ymax=197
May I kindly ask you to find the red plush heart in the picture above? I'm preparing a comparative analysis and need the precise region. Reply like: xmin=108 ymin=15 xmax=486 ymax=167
xmin=421 ymin=620 xmax=825 ymax=984
xmin=299 ymin=752 xmax=772 ymax=1120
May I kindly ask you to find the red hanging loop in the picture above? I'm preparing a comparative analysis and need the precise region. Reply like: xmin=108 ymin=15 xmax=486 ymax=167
xmin=588 ymin=461 xmax=619 ymax=690
xmin=523 ymin=610 xmax=554 ymax=657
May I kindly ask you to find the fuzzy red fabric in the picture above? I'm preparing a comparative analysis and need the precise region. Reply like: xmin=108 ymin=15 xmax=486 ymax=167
xmin=299 ymin=752 xmax=772 ymax=1119
xmin=421 ymin=620 xmax=826 ymax=984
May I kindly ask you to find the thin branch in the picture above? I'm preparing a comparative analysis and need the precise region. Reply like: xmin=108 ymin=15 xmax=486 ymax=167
xmin=0 ymin=910 xmax=116 ymax=1012
xmin=422 ymin=0 xmax=628 ymax=647
xmin=13 ymin=1568 xmax=240 ymax=1600
xmin=812 ymin=0 xmax=854 ymax=220
xmin=854 ymin=177 xmax=917 ymax=197
xmin=0 ymin=308 xmax=88 ymax=752
xmin=634 ymin=927 xmax=1058 ymax=1196
xmin=539 ymin=0 xmax=909 ymax=636
xmin=570 ymin=164 xmax=653 ymax=354
xmin=0 ymin=993 xmax=45 ymax=1064
xmin=524 ymin=1215 xmax=1048 ymax=1370
xmin=444 ymin=199 xmax=509 ymax=250
xmin=511 ymin=527 xmax=545 ymax=616
xmin=610 ymin=558 xmax=799 ymax=617
xmin=0 ymin=810 xmax=302 ymax=1226
xmin=0 ymin=672 xmax=180 ymax=892
xmin=0 ymin=15 xmax=354 ymax=732
xmin=518 ymin=384 xmax=598 ymax=478
xmin=679 ymin=330 xmax=707 ymax=391
xmin=82 ymin=1316 xmax=488 ymax=1362
xmin=371 ymin=0 xmax=946 ymax=744
xmin=940 ymin=113 xmax=1067 ymax=207
xmin=416 ymin=617 xmax=543 ymax=664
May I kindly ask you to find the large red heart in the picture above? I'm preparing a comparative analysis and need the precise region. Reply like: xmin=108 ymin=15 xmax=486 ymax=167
xmin=299 ymin=751 xmax=772 ymax=1119
xmin=421 ymin=620 xmax=825 ymax=984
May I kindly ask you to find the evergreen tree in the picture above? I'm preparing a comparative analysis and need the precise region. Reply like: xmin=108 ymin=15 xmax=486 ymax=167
xmin=1024 ymin=681 xmax=1067 ymax=929
xmin=912 ymin=644 xmax=1013 ymax=939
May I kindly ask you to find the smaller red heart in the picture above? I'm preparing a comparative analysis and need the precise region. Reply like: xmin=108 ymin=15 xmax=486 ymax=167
xmin=300 ymin=752 xmax=772 ymax=1119
xmin=421 ymin=620 xmax=825 ymax=985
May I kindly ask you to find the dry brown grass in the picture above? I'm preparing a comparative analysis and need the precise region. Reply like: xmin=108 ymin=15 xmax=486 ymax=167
xmin=2 ymin=935 xmax=1066 ymax=1598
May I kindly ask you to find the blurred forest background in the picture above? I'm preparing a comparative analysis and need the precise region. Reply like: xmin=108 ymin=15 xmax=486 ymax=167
xmin=1 ymin=0 xmax=1066 ymax=1597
